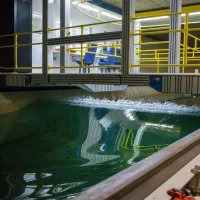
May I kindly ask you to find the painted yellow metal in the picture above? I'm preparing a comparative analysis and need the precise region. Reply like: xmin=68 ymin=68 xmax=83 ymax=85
xmin=14 ymin=34 xmax=18 ymax=69
xmin=1 ymin=7 xmax=200 ymax=73
xmin=183 ymin=13 xmax=189 ymax=73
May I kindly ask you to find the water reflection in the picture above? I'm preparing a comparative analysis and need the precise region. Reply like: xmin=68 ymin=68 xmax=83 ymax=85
xmin=0 ymin=99 xmax=199 ymax=199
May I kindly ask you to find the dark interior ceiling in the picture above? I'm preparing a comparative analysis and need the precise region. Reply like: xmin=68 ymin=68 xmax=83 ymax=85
xmin=102 ymin=0 xmax=200 ymax=12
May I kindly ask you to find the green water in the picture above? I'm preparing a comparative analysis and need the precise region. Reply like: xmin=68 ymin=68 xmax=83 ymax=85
xmin=0 ymin=97 xmax=200 ymax=199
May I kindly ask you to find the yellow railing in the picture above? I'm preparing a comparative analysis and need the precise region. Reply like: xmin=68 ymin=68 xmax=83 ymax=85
xmin=130 ymin=11 xmax=200 ymax=73
xmin=1 ymin=10 xmax=200 ymax=73
xmin=0 ymin=30 xmax=43 ymax=70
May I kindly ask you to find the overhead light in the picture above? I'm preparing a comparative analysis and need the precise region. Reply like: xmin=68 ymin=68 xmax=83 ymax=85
xmin=33 ymin=12 xmax=42 ymax=19
xmin=190 ymin=12 xmax=200 ymax=16
xmin=138 ymin=16 xmax=168 ymax=22
xmin=56 ymin=18 xmax=60 ymax=24
xmin=101 ymin=12 xmax=122 ymax=20
xmin=72 ymin=2 xmax=99 ymax=12
xmin=137 ymin=12 xmax=200 ymax=22
xmin=49 ymin=0 xmax=54 ymax=3
xmin=181 ymin=12 xmax=200 ymax=16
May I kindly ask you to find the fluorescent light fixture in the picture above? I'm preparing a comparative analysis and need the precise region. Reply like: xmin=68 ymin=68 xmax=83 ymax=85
xmin=49 ymin=0 xmax=54 ymax=3
xmin=180 ymin=12 xmax=200 ymax=17
xmin=33 ymin=12 xmax=42 ymax=19
xmin=101 ymin=11 xmax=122 ymax=20
xmin=190 ymin=12 xmax=200 ymax=16
xmin=72 ymin=2 xmax=99 ymax=12
xmin=56 ymin=19 xmax=60 ymax=24
xmin=137 ymin=11 xmax=200 ymax=22
xmin=145 ymin=123 xmax=174 ymax=129
xmin=138 ymin=16 xmax=168 ymax=22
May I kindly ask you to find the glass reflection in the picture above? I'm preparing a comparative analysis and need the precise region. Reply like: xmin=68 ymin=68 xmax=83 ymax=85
xmin=0 ymin=99 xmax=199 ymax=199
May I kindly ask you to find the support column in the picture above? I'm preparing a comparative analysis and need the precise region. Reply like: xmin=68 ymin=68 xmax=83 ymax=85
xmin=0 ymin=0 xmax=32 ymax=73
xmin=60 ymin=0 xmax=65 ymax=73
xmin=42 ymin=0 xmax=48 ymax=75
xmin=65 ymin=0 xmax=72 ymax=71
xmin=15 ymin=0 xmax=32 ymax=73
xmin=129 ymin=0 xmax=140 ymax=73
xmin=121 ymin=0 xmax=130 ymax=75
xmin=169 ymin=0 xmax=182 ymax=73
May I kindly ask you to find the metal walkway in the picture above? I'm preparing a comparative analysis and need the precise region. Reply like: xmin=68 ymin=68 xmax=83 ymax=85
xmin=1 ymin=73 xmax=200 ymax=94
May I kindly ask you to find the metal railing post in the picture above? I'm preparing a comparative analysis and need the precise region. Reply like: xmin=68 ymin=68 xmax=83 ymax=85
xmin=14 ymin=33 xmax=18 ymax=69
xmin=121 ymin=0 xmax=130 ymax=75
xmin=80 ymin=25 xmax=84 ymax=70
xmin=42 ymin=0 xmax=48 ymax=75
xmin=183 ymin=13 xmax=189 ymax=73
xmin=60 ymin=0 xmax=65 ymax=73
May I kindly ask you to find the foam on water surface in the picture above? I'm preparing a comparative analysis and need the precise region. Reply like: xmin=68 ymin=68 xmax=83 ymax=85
xmin=65 ymin=97 xmax=200 ymax=116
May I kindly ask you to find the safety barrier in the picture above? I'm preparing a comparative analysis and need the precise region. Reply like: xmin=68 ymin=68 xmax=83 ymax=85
xmin=1 ymin=10 xmax=200 ymax=73
xmin=130 ymin=11 xmax=200 ymax=73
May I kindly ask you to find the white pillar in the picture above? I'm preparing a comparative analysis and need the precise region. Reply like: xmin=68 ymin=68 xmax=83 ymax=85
xmin=65 ymin=0 xmax=72 ymax=70
xmin=129 ymin=0 xmax=140 ymax=73
xmin=169 ymin=0 xmax=182 ymax=73
xmin=48 ymin=1 xmax=58 ymax=73
xmin=134 ymin=21 xmax=141 ymax=73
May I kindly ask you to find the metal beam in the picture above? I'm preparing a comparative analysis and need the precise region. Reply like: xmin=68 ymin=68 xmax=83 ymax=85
xmin=60 ymin=0 xmax=65 ymax=73
xmin=42 ymin=0 xmax=48 ymax=76
xmin=49 ymin=74 xmax=149 ymax=86
xmin=48 ymin=31 xmax=122 ymax=46
xmin=121 ymin=0 xmax=130 ymax=75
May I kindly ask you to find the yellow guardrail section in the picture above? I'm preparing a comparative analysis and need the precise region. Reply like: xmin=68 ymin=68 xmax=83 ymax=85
xmin=1 ymin=9 xmax=200 ymax=73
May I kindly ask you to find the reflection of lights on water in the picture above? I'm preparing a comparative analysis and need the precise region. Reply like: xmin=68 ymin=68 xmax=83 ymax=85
xmin=52 ymin=182 xmax=87 ymax=194
xmin=36 ymin=187 xmax=52 ymax=197
xmin=124 ymin=109 xmax=135 ymax=121
xmin=40 ymin=173 xmax=52 ymax=178
xmin=23 ymin=173 xmax=53 ymax=183
xmin=15 ymin=185 xmax=37 ymax=199
xmin=99 ymin=117 xmax=112 ymax=130
xmin=66 ymin=97 xmax=200 ymax=116
xmin=145 ymin=123 xmax=174 ymax=129
xmin=15 ymin=182 xmax=85 ymax=199
xmin=24 ymin=173 xmax=36 ymax=182
xmin=100 ymin=144 xmax=106 ymax=152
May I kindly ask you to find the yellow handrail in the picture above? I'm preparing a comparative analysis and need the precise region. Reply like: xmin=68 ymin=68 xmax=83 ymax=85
xmin=1 ymin=10 xmax=200 ymax=73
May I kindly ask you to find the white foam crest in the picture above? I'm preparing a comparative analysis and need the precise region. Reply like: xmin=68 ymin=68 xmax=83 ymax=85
xmin=65 ymin=97 xmax=200 ymax=116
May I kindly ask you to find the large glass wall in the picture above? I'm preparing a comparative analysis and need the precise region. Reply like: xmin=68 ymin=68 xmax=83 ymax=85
xmin=32 ymin=0 xmax=43 ymax=73
xmin=48 ymin=39 xmax=122 ymax=74
xmin=46 ymin=0 xmax=122 ymax=74
xmin=48 ymin=0 xmax=122 ymax=38
xmin=30 ymin=0 xmax=123 ymax=74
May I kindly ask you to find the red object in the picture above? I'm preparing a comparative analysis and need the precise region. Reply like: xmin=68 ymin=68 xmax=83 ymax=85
xmin=167 ymin=189 xmax=195 ymax=200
